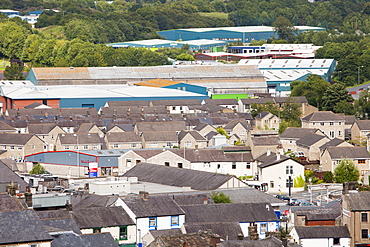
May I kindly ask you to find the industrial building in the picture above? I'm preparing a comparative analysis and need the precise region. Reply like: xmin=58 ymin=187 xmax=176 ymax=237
xmin=238 ymin=59 xmax=336 ymax=96
xmin=134 ymin=79 xmax=208 ymax=95
xmin=158 ymin=26 xmax=325 ymax=42
xmin=26 ymin=65 xmax=267 ymax=95
xmin=107 ymin=39 xmax=226 ymax=52
xmin=0 ymin=84 xmax=208 ymax=111
xmin=25 ymin=150 xmax=125 ymax=178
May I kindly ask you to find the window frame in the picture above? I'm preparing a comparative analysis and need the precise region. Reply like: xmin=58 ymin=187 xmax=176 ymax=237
xmin=362 ymin=229 xmax=368 ymax=239
xmin=149 ymin=217 xmax=157 ymax=229
xmin=171 ymin=216 xmax=179 ymax=227
xmin=362 ymin=213 xmax=368 ymax=223
xmin=119 ymin=226 xmax=128 ymax=240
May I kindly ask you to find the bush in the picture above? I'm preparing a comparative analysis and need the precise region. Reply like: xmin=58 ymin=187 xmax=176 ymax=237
xmin=212 ymin=192 xmax=232 ymax=203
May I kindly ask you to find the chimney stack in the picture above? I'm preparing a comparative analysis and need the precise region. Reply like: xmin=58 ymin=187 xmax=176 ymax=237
xmin=266 ymin=148 xmax=271 ymax=156
xmin=24 ymin=187 xmax=33 ymax=208
xmin=139 ymin=191 xmax=149 ymax=200
xmin=6 ymin=181 xmax=17 ymax=196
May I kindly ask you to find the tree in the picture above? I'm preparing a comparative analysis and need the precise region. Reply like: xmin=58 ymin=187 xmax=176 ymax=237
xmin=280 ymin=97 xmax=302 ymax=125
xmin=216 ymin=127 xmax=229 ymax=139
xmin=355 ymin=90 xmax=370 ymax=119
xmin=30 ymin=163 xmax=46 ymax=175
xmin=322 ymin=83 xmax=354 ymax=112
xmin=272 ymin=16 xmax=297 ymax=42
xmin=323 ymin=171 xmax=334 ymax=183
xmin=290 ymin=75 xmax=331 ymax=110
xmin=294 ymin=175 xmax=305 ymax=188
xmin=4 ymin=59 xmax=24 ymax=80
xmin=212 ymin=192 xmax=231 ymax=203
xmin=334 ymin=159 xmax=360 ymax=183
xmin=176 ymin=53 xmax=195 ymax=61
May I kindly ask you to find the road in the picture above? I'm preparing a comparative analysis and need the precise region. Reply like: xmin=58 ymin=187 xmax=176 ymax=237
xmin=289 ymin=183 xmax=342 ymax=205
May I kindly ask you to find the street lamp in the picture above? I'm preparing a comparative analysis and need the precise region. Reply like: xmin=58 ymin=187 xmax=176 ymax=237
xmin=358 ymin=66 xmax=364 ymax=85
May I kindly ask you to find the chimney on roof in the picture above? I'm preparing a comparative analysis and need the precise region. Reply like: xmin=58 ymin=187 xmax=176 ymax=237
xmin=139 ymin=191 xmax=149 ymax=200
xmin=24 ymin=186 xmax=33 ymax=208
xmin=237 ymin=233 xmax=243 ymax=240
xmin=203 ymin=198 xmax=208 ymax=204
xmin=266 ymin=148 xmax=271 ymax=156
xmin=343 ymin=182 xmax=357 ymax=194
xmin=248 ymin=223 xmax=258 ymax=240
xmin=6 ymin=181 xmax=17 ymax=196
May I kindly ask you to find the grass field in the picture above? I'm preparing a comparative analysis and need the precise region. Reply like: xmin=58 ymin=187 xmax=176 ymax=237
xmin=199 ymin=12 xmax=229 ymax=19
xmin=39 ymin=25 xmax=66 ymax=39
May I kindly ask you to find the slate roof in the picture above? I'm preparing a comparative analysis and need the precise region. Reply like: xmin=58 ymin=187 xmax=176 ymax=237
xmin=148 ymin=231 xmax=221 ymax=247
xmin=204 ymin=99 xmax=238 ymax=105
xmin=41 ymin=218 xmax=82 ymax=234
xmin=345 ymin=191 xmax=370 ymax=211
xmin=295 ymin=207 xmax=340 ymax=221
xmin=215 ymin=188 xmax=284 ymax=205
xmin=105 ymin=132 xmax=141 ymax=143
xmin=294 ymin=226 xmax=350 ymax=239
xmin=0 ymin=209 xmax=53 ymax=244
xmin=337 ymin=114 xmax=356 ymax=125
xmin=123 ymin=163 xmax=236 ymax=190
xmin=255 ymin=111 xmax=276 ymax=120
xmin=301 ymin=111 xmax=344 ymax=122
xmin=0 ymin=193 xmax=26 ymax=211
xmin=184 ymin=222 xmax=243 ymax=240
xmin=169 ymin=149 xmax=254 ymax=163
xmin=325 ymin=146 xmax=370 ymax=159
xmin=123 ymin=195 xmax=185 ymax=218
xmin=354 ymin=120 xmax=370 ymax=130
xmin=27 ymin=123 xmax=58 ymax=134
xmin=71 ymin=194 xmax=119 ymax=210
xmin=72 ymin=206 xmax=134 ymax=228
xmin=136 ymin=121 xmax=186 ymax=132
xmin=151 ymin=99 xmax=201 ymax=106
xmin=193 ymin=122 xmax=212 ymax=131
xmin=107 ymin=123 xmax=134 ymax=132
xmin=148 ymin=229 xmax=182 ymax=238
xmin=296 ymin=133 xmax=327 ymax=147
xmin=252 ymin=136 xmax=280 ymax=146
xmin=274 ymin=96 xmax=308 ymax=104
xmin=218 ymin=238 xmax=282 ymax=247
xmin=0 ymin=121 xmax=15 ymax=131
xmin=24 ymin=102 xmax=43 ymax=109
xmin=239 ymin=98 xmax=274 ymax=105
xmin=0 ymin=133 xmax=37 ymax=145
xmin=142 ymin=131 xmax=179 ymax=142
xmin=181 ymin=203 xmax=278 ymax=223
xmin=76 ymin=123 xmax=96 ymax=133
xmin=319 ymin=138 xmax=350 ymax=150
xmin=106 ymin=100 xmax=150 ymax=107
xmin=279 ymin=127 xmax=319 ymax=139
xmin=257 ymin=152 xmax=293 ymax=168
xmin=0 ymin=160 xmax=29 ymax=192
xmin=178 ymin=130 xmax=207 ymax=141
xmin=37 ymin=210 xmax=72 ymax=219
xmin=58 ymin=133 xmax=102 ymax=145
xmin=222 ymin=146 xmax=251 ymax=152
xmin=51 ymin=232 xmax=119 ymax=247
xmin=151 ymin=191 xmax=214 ymax=205
xmin=130 ymin=149 xmax=165 ymax=159
xmin=224 ymin=120 xmax=252 ymax=131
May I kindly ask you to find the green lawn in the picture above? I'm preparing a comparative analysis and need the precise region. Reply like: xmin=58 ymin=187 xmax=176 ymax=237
xmin=39 ymin=25 xmax=66 ymax=40
xmin=199 ymin=12 xmax=229 ymax=19
xmin=0 ymin=60 xmax=9 ymax=71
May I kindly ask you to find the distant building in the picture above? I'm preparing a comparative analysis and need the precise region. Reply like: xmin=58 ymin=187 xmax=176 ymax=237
xmin=158 ymin=26 xmax=325 ymax=42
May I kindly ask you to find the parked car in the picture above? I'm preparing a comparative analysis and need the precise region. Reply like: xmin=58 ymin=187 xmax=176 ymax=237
xmin=288 ymin=198 xmax=299 ymax=206
xmin=275 ymin=195 xmax=290 ymax=201
xmin=50 ymin=186 xmax=64 ymax=192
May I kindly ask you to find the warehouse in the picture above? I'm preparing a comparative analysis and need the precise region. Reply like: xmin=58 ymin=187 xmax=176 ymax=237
xmin=158 ymin=26 xmax=325 ymax=42
xmin=107 ymin=39 xmax=226 ymax=52
xmin=25 ymin=150 xmax=125 ymax=177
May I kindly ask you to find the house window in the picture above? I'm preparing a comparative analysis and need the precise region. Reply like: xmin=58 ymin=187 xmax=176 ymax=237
xmin=312 ymin=122 xmax=315 ymax=126
xmin=246 ymin=163 xmax=251 ymax=169
xmin=232 ymin=163 xmax=236 ymax=169
xmin=119 ymin=226 xmax=128 ymax=240
xmin=171 ymin=216 xmax=179 ymax=226
xmin=10 ymin=146 xmax=14 ymax=150
xmin=330 ymin=122 xmax=334 ymax=125
xmin=339 ymin=122 xmax=342 ymax=125
xmin=286 ymin=179 xmax=293 ymax=188
xmin=240 ymin=130 xmax=246 ymax=136
xmin=286 ymin=166 xmax=293 ymax=174
xmin=131 ymin=143 xmax=137 ymax=148
xmin=362 ymin=229 xmax=368 ymax=239
xmin=264 ymin=120 xmax=268 ymax=124
xmin=359 ymin=160 xmax=366 ymax=164
xmin=178 ymin=163 xmax=183 ymax=168
xmin=260 ymin=223 xmax=267 ymax=233
xmin=30 ymin=244 xmax=38 ymax=247
xmin=362 ymin=213 xmax=368 ymax=222
xmin=166 ymin=142 xmax=173 ymax=147
xmin=83 ymin=145 xmax=88 ymax=150
xmin=126 ymin=159 xmax=132 ymax=167
xmin=93 ymin=145 xmax=98 ymax=150
xmin=329 ymin=131 xmax=335 ymax=138
xmin=270 ymin=181 xmax=274 ymax=188
xmin=151 ymin=143 xmax=158 ymax=148
xmin=338 ymin=131 xmax=342 ymax=136
xmin=64 ymin=146 xmax=69 ymax=150
xmin=149 ymin=217 xmax=157 ymax=229
xmin=113 ymin=143 xmax=119 ymax=148
xmin=320 ymin=122 xmax=324 ymax=126
xmin=93 ymin=228 xmax=101 ymax=233
xmin=172 ymin=106 xmax=176 ymax=110
xmin=18 ymin=146 xmax=22 ymax=150
xmin=333 ymin=238 xmax=340 ymax=245
xmin=165 ymin=162 xmax=170 ymax=166
xmin=185 ymin=141 xmax=192 ymax=147
xmin=2 ymin=145 xmax=5 ymax=149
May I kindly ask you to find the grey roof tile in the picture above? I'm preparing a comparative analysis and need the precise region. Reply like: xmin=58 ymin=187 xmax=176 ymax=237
xmin=294 ymin=226 xmax=350 ymax=238
xmin=326 ymin=146 xmax=370 ymax=159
